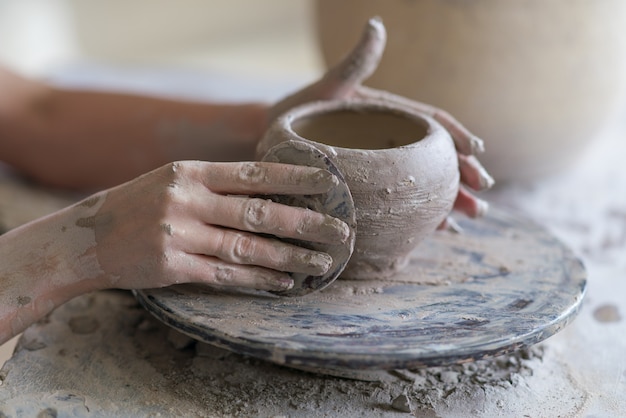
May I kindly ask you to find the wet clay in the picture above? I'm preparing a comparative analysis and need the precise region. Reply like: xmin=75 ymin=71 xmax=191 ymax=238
xmin=258 ymin=99 xmax=460 ymax=279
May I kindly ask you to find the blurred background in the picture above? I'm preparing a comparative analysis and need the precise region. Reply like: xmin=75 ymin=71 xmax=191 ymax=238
xmin=3 ymin=0 xmax=625 ymax=182
xmin=0 ymin=0 xmax=321 ymax=79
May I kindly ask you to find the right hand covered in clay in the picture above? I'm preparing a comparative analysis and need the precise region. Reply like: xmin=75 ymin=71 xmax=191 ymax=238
xmin=0 ymin=160 xmax=350 ymax=343
xmin=90 ymin=161 xmax=349 ymax=292
xmin=271 ymin=18 xmax=494 ymax=231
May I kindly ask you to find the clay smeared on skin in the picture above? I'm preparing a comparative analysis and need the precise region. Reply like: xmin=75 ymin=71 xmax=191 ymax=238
xmin=16 ymin=296 xmax=31 ymax=306
xmin=79 ymin=195 xmax=102 ymax=208
xmin=160 ymin=223 xmax=174 ymax=236
xmin=82 ymin=161 xmax=352 ymax=293
xmin=242 ymin=199 xmax=271 ymax=229
xmin=0 ymin=193 xmax=106 ymax=342
xmin=75 ymin=216 xmax=97 ymax=228
xmin=296 ymin=251 xmax=333 ymax=275
xmin=212 ymin=161 xmax=340 ymax=195
xmin=237 ymin=162 xmax=268 ymax=185
xmin=295 ymin=212 xmax=350 ymax=243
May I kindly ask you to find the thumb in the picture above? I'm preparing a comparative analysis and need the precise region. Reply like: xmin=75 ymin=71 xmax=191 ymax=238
xmin=320 ymin=16 xmax=386 ymax=96
xmin=270 ymin=17 xmax=386 ymax=121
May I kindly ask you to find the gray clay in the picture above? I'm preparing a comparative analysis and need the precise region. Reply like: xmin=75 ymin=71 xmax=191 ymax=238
xmin=257 ymin=98 xmax=460 ymax=280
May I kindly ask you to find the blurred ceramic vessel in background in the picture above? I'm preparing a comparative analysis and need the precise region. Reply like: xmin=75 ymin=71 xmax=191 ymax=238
xmin=315 ymin=0 xmax=626 ymax=182
xmin=257 ymin=99 xmax=459 ymax=279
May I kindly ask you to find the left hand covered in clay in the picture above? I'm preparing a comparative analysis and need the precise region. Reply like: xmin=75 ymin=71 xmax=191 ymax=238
xmin=271 ymin=17 xmax=494 ymax=230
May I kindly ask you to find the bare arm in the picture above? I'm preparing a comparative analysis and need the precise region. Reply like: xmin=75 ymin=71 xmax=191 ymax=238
xmin=0 ymin=67 xmax=268 ymax=189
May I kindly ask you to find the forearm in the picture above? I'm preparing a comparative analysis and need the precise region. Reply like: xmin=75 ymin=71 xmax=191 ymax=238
xmin=0 ymin=194 xmax=107 ymax=344
xmin=0 ymin=69 xmax=269 ymax=189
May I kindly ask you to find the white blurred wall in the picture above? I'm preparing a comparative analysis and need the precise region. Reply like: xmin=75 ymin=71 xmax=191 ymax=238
xmin=0 ymin=0 xmax=321 ymax=77
xmin=0 ymin=0 xmax=78 ymax=75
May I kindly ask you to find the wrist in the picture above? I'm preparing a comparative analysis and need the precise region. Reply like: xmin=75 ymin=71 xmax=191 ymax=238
xmin=0 ymin=193 xmax=108 ymax=341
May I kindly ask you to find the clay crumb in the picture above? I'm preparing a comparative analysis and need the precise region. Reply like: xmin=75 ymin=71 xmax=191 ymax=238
xmin=36 ymin=407 xmax=58 ymax=418
xmin=160 ymin=223 xmax=174 ymax=236
xmin=17 ymin=296 xmax=31 ymax=306
xmin=593 ymin=304 xmax=621 ymax=323
xmin=391 ymin=393 xmax=412 ymax=413
xmin=499 ymin=265 xmax=511 ymax=274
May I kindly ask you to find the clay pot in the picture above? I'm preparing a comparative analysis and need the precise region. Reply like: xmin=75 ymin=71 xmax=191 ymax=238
xmin=315 ymin=0 xmax=626 ymax=182
xmin=257 ymin=99 xmax=459 ymax=279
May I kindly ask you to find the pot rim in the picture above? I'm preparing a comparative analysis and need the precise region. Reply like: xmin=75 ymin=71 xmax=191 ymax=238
xmin=276 ymin=98 xmax=446 ymax=153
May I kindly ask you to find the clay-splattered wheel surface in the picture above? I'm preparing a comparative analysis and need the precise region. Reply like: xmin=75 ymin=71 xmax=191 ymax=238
xmin=134 ymin=207 xmax=586 ymax=371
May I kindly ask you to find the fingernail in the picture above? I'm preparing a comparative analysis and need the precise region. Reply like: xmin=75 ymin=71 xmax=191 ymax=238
xmin=481 ymin=171 xmax=495 ymax=190
xmin=311 ymin=169 xmax=339 ymax=191
xmin=275 ymin=275 xmax=294 ymax=291
xmin=324 ymin=217 xmax=350 ymax=243
xmin=471 ymin=135 xmax=485 ymax=154
xmin=298 ymin=252 xmax=333 ymax=275
xmin=445 ymin=217 xmax=464 ymax=234
xmin=467 ymin=155 xmax=495 ymax=189
xmin=475 ymin=199 xmax=489 ymax=217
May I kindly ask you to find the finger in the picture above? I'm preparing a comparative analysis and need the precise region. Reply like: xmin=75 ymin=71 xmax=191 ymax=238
xmin=458 ymin=154 xmax=495 ymax=191
xmin=269 ymin=18 xmax=386 ymax=120
xmin=319 ymin=17 xmax=386 ymax=97
xmin=431 ymin=108 xmax=485 ymax=155
xmin=178 ymin=254 xmax=294 ymax=292
xmin=453 ymin=186 xmax=489 ymax=218
xmin=184 ymin=224 xmax=333 ymax=276
xmin=202 ymin=195 xmax=350 ymax=244
xmin=202 ymin=162 xmax=339 ymax=195
xmin=437 ymin=216 xmax=463 ymax=233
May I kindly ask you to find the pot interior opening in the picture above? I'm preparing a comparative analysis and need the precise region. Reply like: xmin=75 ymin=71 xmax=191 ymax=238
xmin=292 ymin=109 xmax=428 ymax=150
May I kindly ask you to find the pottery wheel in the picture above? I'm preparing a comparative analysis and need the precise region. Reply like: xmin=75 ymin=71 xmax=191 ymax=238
xmin=134 ymin=207 xmax=586 ymax=371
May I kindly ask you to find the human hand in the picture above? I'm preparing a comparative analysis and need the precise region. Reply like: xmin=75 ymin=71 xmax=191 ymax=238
xmin=270 ymin=17 xmax=494 ymax=229
xmin=91 ymin=161 xmax=350 ymax=292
